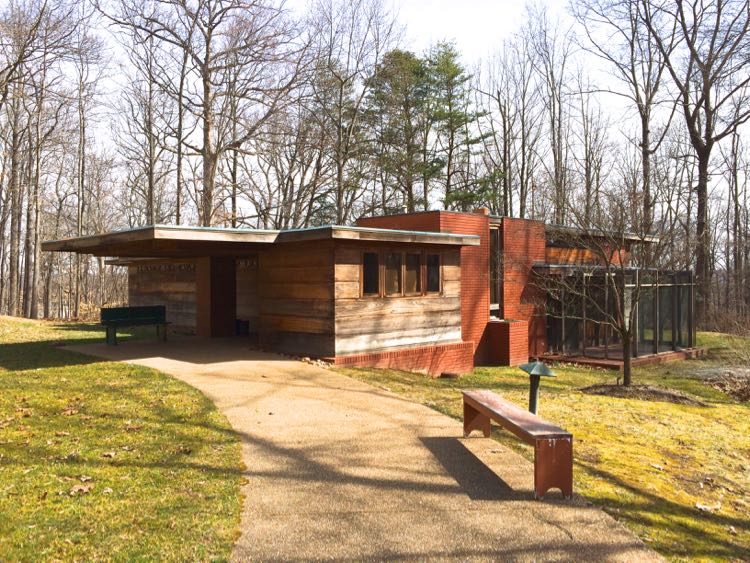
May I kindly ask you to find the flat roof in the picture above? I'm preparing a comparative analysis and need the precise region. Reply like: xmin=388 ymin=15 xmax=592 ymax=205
xmin=42 ymin=224 xmax=479 ymax=258
xmin=545 ymin=223 xmax=660 ymax=244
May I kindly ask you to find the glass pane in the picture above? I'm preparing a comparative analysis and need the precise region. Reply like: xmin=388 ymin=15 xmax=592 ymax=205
xmin=490 ymin=228 xmax=500 ymax=305
xmin=385 ymin=252 xmax=402 ymax=295
xmin=362 ymin=252 xmax=379 ymax=296
xmin=426 ymin=254 xmax=440 ymax=293
xmin=405 ymin=253 xmax=421 ymax=294
xmin=659 ymin=284 xmax=673 ymax=351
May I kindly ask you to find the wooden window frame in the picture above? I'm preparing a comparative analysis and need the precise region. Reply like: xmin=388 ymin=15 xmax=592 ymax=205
xmin=424 ymin=252 xmax=442 ymax=295
xmin=359 ymin=249 xmax=443 ymax=298
xmin=360 ymin=250 xmax=381 ymax=299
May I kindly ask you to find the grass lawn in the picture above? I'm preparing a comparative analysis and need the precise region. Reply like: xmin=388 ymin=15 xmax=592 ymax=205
xmin=0 ymin=317 xmax=244 ymax=560
xmin=337 ymin=333 xmax=750 ymax=561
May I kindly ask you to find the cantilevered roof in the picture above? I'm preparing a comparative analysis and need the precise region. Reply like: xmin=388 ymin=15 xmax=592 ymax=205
xmin=545 ymin=224 xmax=660 ymax=244
xmin=42 ymin=224 xmax=479 ymax=258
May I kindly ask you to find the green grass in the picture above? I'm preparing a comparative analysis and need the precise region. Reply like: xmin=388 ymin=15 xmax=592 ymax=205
xmin=0 ymin=317 xmax=244 ymax=561
xmin=336 ymin=332 xmax=750 ymax=561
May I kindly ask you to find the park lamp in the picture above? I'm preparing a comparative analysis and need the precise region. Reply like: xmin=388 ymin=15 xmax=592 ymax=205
xmin=519 ymin=361 xmax=556 ymax=415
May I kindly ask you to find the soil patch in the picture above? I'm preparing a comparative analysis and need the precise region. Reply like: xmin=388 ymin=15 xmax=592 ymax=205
xmin=580 ymin=384 xmax=708 ymax=406
xmin=695 ymin=367 xmax=750 ymax=402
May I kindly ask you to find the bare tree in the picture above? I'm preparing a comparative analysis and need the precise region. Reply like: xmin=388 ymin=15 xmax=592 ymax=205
xmin=641 ymin=0 xmax=750 ymax=322
xmin=571 ymin=0 xmax=676 ymax=234
xmin=306 ymin=0 xmax=399 ymax=224
xmin=527 ymin=4 xmax=573 ymax=225
xmin=103 ymin=0 xmax=305 ymax=226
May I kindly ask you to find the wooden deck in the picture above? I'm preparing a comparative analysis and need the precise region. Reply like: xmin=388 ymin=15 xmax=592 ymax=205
xmin=542 ymin=346 xmax=707 ymax=372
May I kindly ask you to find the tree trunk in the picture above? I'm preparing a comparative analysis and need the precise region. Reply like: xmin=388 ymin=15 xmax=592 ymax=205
xmin=695 ymin=149 xmax=710 ymax=323
xmin=622 ymin=332 xmax=632 ymax=386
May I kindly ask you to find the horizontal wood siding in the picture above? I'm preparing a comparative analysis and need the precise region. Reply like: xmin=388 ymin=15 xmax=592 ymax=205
xmin=334 ymin=243 xmax=462 ymax=355
xmin=258 ymin=242 xmax=335 ymax=356
xmin=128 ymin=261 xmax=196 ymax=330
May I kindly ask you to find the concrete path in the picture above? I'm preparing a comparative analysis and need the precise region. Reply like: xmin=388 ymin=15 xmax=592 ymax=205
xmin=69 ymin=338 xmax=660 ymax=562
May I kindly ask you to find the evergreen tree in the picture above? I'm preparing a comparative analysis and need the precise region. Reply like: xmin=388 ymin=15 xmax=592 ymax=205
xmin=429 ymin=42 xmax=488 ymax=210
xmin=366 ymin=49 xmax=436 ymax=212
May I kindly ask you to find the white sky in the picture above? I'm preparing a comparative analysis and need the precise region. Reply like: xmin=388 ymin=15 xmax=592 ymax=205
xmin=395 ymin=0 xmax=566 ymax=62
xmin=283 ymin=0 xmax=570 ymax=66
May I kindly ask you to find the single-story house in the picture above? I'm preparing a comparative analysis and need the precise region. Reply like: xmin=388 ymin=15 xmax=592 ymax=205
xmin=42 ymin=209 xmax=698 ymax=375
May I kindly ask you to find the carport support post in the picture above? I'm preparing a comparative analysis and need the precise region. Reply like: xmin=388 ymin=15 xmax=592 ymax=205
xmin=196 ymin=256 xmax=237 ymax=337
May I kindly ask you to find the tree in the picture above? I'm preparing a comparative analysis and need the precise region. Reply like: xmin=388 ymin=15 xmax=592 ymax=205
xmin=430 ymin=42 xmax=486 ymax=210
xmin=571 ymin=0 xmax=675 ymax=235
xmin=306 ymin=0 xmax=399 ymax=224
xmin=477 ymin=36 xmax=543 ymax=217
xmin=641 ymin=0 xmax=750 ymax=322
xmin=103 ymin=0 xmax=304 ymax=226
xmin=527 ymin=5 xmax=573 ymax=224
xmin=367 ymin=49 xmax=433 ymax=212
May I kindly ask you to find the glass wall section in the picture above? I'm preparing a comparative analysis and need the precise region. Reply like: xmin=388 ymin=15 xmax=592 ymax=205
xmin=490 ymin=228 xmax=502 ymax=317
xmin=658 ymin=283 xmax=673 ymax=352
xmin=638 ymin=283 xmax=655 ymax=352
xmin=539 ymin=266 xmax=695 ymax=359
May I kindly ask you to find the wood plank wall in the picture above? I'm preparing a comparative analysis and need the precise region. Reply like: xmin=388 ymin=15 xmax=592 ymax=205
xmin=257 ymin=241 xmax=335 ymax=356
xmin=128 ymin=261 xmax=196 ymax=330
xmin=334 ymin=243 xmax=462 ymax=355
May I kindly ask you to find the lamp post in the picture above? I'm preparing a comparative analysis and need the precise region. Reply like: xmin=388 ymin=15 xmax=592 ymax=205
xmin=519 ymin=361 xmax=556 ymax=415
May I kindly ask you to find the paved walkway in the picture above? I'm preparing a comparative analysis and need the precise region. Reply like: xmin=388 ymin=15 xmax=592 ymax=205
xmin=70 ymin=338 xmax=660 ymax=562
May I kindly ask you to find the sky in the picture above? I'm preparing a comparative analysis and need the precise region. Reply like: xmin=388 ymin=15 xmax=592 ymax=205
xmin=284 ymin=0 xmax=571 ymax=66
xmin=395 ymin=0 xmax=566 ymax=62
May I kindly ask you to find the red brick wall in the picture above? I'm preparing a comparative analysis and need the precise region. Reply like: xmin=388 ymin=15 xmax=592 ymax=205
xmin=356 ymin=211 xmax=442 ymax=232
xmin=438 ymin=212 xmax=491 ymax=363
xmin=500 ymin=218 xmax=547 ymax=357
xmin=485 ymin=320 xmax=529 ymax=366
xmin=358 ymin=210 xmax=491 ymax=364
xmin=332 ymin=341 xmax=474 ymax=376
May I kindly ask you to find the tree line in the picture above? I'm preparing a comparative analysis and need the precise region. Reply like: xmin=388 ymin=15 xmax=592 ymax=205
xmin=1 ymin=0 xmax=749 ymax=330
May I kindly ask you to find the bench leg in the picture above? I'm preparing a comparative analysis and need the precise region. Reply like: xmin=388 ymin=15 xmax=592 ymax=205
xmin=156 ymin=324 xmax=167 ymax=342
xmin=463 ymin=400 xmax=491 ymax=438
xmin=534 ymin=437 xmax=573 ymax=500
xmin=106 ymin=327 xmax=117 ymax=346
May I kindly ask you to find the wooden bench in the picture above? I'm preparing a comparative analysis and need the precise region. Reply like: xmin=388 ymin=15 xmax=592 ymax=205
xmin=101 ymin=305 xmax=168 ymax=346
xmin=462 ymin=389 xmax=573 ymax=500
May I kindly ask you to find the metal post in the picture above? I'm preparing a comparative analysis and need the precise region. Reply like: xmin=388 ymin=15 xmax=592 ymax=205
xmin=633 ymin=269 xmax=639 ymax=358
xmin=604 ymin=274 xmax=609 ymax=359
xmin=561 ymin=286 xmax=566 ymax=354
xmin=653 ymin=272 xmax=659 ymax=355
xmin=688 ymin=270 xmax=695 ymax=347
xmin=671 ymin=273 xmax=678 ymax=351
xmin=582 ymin=273 xmax=587 ymax=357
xmin=529 ymin=375 xmax=540 ymax=414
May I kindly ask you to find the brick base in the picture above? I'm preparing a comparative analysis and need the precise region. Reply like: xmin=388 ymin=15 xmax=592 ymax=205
xmin=331 ymin=341 xmax=474 ymax=376
xmin=484 ymin=319 xmax=529 ymax=366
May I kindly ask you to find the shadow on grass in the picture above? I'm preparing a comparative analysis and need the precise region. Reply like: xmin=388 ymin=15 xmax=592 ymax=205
xmin=575 ymin=459 xmax=750 ymax=559
xmin=0 ymin=323 xmax=169 ymax=372
xmin=0 ymin=341 xmax=101 ymax=372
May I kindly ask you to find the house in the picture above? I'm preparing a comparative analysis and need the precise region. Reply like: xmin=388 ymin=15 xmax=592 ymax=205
xmin=42 ymin=209 xmax=698 ymax=375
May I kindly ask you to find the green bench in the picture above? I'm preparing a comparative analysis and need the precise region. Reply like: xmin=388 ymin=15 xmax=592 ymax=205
xmin=100 ymin=305 xmax=168 ymax=345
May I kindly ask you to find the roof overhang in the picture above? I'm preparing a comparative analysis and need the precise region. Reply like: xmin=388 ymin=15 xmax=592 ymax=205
xmin=546 ymin=224 xmax=660 ymax=244
xmin=42 ymin=224 xmax=479 ymax=258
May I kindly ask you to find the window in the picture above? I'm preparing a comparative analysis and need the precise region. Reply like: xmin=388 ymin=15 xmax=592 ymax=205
xmin=384 ymin=252 xmax=402 ymax=295
xmin=490 ymin=227 xmax=502 ymax=315
xmin=361 ymin=250 xmax=442 ymax=297
xmin=362 ymin=252 xmax=379 ymax=296
xmin=426 ymin=254 xmax=441 ymax=293
xmin=405 ymin=253 xmax=421 ymax=294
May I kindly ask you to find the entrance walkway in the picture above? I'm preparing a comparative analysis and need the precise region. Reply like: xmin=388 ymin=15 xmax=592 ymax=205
xmin=70 ymin=338 xmax=660 ymax=561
